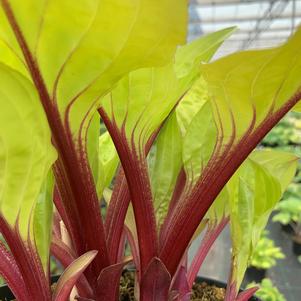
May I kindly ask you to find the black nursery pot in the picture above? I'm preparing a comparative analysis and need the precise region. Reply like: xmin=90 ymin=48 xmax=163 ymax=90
xmin=0 ymin=275 xmax=260 ymax=300
xmin=196 ymin=276 xmax=260 ymax=301
xmin=292 ymin=239 xmax=301 ymax=255
xmin=244 ymin=266 xmax=266 ymax=283
xmin=0 ymin=275 xmax=60 ymax=301
xmin=0 ymin=284 xmax=14 ymax=301
xmin=281 ymin=223 xmax=295 ymax=234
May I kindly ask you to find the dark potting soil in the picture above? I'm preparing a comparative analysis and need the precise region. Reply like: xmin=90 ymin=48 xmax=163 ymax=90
xmin=0 ymin=272 xmax=228 ymax=301
xmin=120 ymin=271 xmax=225 ymax=301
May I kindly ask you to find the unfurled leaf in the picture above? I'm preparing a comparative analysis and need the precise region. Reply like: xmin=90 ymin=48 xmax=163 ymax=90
xmin=202 ymin=28 xmax=301 ymax=145
xmin=53 ymin=250 xmax=98 ymax=301
xmin=250 ymin=149 xmax=298 ymax=192
xmin=0 ymin=0 xmax=188 ymax=140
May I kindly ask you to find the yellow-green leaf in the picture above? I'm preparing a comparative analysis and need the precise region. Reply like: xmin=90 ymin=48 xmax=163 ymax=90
xmin=0 ymin=64 xmax=56 ymax=269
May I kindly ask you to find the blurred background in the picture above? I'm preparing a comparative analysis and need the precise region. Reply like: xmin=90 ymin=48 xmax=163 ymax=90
xmin=188 ymin=1 xmax=301 ymax=301
xmin=189 ymin=0 xmax=301 ymax=57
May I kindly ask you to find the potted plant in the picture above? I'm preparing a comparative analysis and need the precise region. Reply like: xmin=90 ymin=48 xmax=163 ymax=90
xmin=245 ymin=231 xmax=285 ymax=283
xmin=246 ymin=279 xmax=286 ymax=301
xmin=273 ymin=197 xmax=301 ymax=255
xmin=0 ymin=1 xmax=301 ymax=301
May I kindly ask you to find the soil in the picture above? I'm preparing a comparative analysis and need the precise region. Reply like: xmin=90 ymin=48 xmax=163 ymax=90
xmin=120 ymin=271 xmax=225 ymax=301
xmin=1 ymin=272 xmax=226 ymax=301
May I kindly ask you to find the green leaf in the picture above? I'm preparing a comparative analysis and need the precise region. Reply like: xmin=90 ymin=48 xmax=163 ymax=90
xmin=0 ymin=0 xmax=188 ymax=140
xmin=182 ymin=100 xmax=217 ymax=184
xmin=100 ymin=28 xmax=234 ymax=151
xmin=150 ymin=113 xmax=182 ymax=226
xmin=250 ymin=149 xmax=298 ymax=193
xmin=97 ymin=131 xmax=119 ymax=198
xmin=33 ymin=171 xmax=55 ymax=275
xmin=227 ymin=149 xmax=297 ymax=289
xmin=202 ymin=27 xmax=301 ymax=145
xmin=0 ymin=64 xmax=56 ymax=261
xmin=205 ymin=187 xmax=229 ymax=223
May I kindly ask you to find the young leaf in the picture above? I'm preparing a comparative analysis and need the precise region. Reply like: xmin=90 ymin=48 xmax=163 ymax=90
xmin=227 ymin=150 xmax=297 ymax=295
xmin=249 ymin=149 xmax=299 ymax=192
xmin=150 ymin=113 xmax=182 ymax=226
xmin=96 ymin=132 xmax=119 ymax=198
xmin=53 ymin=250 xmax=98 ymax=301
xmin=227 ymin=159 xmax=281 ymax=291
xmin=140 ymin=257 xmax=171 ymax=301
xmin=96 ymin=258 xmax=132 ymax=301
xmin=33 ymin=171 xmax=55 ymax=276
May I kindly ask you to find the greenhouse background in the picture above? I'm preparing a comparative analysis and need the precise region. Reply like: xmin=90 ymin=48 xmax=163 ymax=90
xmin=188 ymin=1 xmax=301 ymax=301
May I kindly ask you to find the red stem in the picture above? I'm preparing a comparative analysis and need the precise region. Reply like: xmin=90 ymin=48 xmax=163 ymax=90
xmin=105 ymin=168 xmax=130 ymax=263
xmin=51 ymin=238 xmax=94 ymax=299
xmin=0 ymin=217 xmax=51 ymax=300
xmin=0 ymin=0 xmax=110 ymax=284
xmin=99 ymin=108 xmax=158 ymax=274
xmin=0 ymin=241 xmax=29 ymax=301
xmin=187 ymin=217 xmax=229 ymax=288
xmin=159 ymin=90 xmax=301 ymax=276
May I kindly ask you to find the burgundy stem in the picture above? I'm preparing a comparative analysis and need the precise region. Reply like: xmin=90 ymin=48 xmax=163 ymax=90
xmin=160 ymin=90 xmax=301 ymax=276
xmin=124 ymin=226 xmax=141 ymax=280
xmin=105 ymin=130 xmax=159 ymax=264
xmin=0 ymin=0 xmax=110 ymax=285
xmin=0 ymin=217 xmax=51 ymax=300
xmin=105 ymin=168 xmax=130 ymax=263
xmin=236 ymin=287 xmax=258 ymax=301
xmin=187 ymin=217 xmax=229 ymax=288
xmin=0 ymin=241 xmax=29 ymax=301
xmin=159 ymin=167 xmax=186 ymax=244
xmin=99 ymin=108 xmax=158 ymax=274
xmin=51 ymin=238 xmax=94 ymax=299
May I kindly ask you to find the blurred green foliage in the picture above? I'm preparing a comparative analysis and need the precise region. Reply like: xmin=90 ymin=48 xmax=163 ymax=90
xmin=263 ymin=112 xmax=301 ymax=226
xmin=249 ymin=230 xmax=285 ymax=270
xmin=247 ymin=278 xmax=286 ymax=301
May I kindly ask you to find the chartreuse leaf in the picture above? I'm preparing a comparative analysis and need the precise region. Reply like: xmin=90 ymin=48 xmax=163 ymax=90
xmin=227 ymin=150 xmax=297 ymax=292
xmin=176 ymin=77 xmax=210 ymax=136
xmin=202 ymin=28 xmax=301 ymax=146
xmin=0 ymin=64 xmax=56 ymax=268
xmin=0 ymin=0 xmax=188 ymax=141
xmin=182 ymin=100 xmax=217 ymax=185
xmin=249 ymin=149 xmax=298 ymax=192
xmin=121 ymin=29 xmax=234 ymax=230
xmin=33 ymin=171 xmax=55 ymax=275
xmin=100 ymin=28 xmax=235 ymax=151
xmin=97 ymin=131 xmax=119 ymax=198
xmin=150 ymin=113 xmax=182 ymax=226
